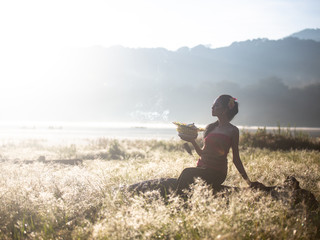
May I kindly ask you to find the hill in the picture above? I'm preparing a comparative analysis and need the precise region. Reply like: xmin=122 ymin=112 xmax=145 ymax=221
xmin=42 ymin=31 xmax=320 ymax=126
xmin=3 ymin=29 xmax=320 ymax=127
xmin=289 ymin=28 xmax=320 ymax=42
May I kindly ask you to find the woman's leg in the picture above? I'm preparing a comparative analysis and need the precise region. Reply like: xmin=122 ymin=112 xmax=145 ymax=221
xmin=175 ymin=167 xmax=225 ymax=196
xmin=175 ymin=167 xmax=200 ymax=196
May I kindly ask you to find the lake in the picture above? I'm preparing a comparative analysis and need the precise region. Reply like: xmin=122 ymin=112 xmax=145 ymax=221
xmin=0 ymin=122 xmax=319 ymax=145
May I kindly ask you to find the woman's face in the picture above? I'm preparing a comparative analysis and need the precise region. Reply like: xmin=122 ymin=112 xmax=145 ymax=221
xmin=211 ymin=98 xmax=226 ymax=117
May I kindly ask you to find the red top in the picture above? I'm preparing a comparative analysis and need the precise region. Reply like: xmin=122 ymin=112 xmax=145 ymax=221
xmin=197 ymin=132 xmax=233 ymax=175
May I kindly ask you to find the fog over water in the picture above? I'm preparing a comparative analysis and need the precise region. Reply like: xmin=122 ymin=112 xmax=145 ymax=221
xmin=0 ymin=122 xmax=319 ymax=145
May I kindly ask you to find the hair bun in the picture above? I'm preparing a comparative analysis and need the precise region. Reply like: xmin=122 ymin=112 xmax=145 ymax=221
xmin=228 ymin=97 xmax=236 ymax=109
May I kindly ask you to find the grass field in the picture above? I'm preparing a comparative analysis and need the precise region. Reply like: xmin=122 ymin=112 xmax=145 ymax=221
xmin=0 ymin=137 xmax=319 ymax=239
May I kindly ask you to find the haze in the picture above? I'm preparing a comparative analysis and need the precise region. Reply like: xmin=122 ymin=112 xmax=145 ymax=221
xmin=0 ymin=0 xmax=319 ymax=127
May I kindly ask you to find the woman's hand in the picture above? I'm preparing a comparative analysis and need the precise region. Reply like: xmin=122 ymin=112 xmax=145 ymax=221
xmin=178 ymin=133 xmax=197 ymax=143
xmin=179 ymin=133 xmax=202 ymax=156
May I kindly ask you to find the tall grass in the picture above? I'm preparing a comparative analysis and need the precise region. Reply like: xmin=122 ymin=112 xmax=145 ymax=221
xmin=240 ymin=126 xmax=320 ymax=151
xmin=0 ymin=138 xmax=319 ymax=239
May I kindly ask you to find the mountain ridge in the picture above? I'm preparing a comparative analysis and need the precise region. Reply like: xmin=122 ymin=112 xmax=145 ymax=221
xmin=288 ymin=28 xmax=320 ymax=42
xmin=2 ymin=29 xmax=320 ymax=126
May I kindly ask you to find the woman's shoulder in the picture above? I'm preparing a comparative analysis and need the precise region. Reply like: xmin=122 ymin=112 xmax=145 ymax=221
xmin=205 ymin=122 xmax=217 ymax=129
xmin=229 ymin=124 xmax=239 ymax=138
xmin=204 ymin=122 xmax=218 ymax=137
xmin=229 ymin=123 xmax=239 ymax=131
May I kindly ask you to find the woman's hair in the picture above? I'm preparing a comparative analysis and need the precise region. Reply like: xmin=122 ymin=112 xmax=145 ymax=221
xmin=218 ymin=94 xmax=238 ymax=121
xmin=204 ymin=94 xmax=239 ymax=138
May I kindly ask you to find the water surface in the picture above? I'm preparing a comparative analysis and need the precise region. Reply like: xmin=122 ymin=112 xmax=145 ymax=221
xmin=0 ymin=122 xmax=319 ymax=145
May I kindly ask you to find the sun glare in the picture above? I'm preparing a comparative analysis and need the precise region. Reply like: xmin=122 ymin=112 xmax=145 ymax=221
xmin=0 ymin=0 xmax=319 ymax=123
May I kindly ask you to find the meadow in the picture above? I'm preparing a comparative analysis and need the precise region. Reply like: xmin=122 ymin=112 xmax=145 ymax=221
xmin=0 ymin=133 xmax=319 ymax=239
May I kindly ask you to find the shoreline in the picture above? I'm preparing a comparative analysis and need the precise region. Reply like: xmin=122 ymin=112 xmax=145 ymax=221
xmin=0 ymin=124 xmax=319 ymax=146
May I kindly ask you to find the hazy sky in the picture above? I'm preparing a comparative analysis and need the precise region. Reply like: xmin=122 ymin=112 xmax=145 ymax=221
xmin=0 ymin=0 xmax=319 ymax=51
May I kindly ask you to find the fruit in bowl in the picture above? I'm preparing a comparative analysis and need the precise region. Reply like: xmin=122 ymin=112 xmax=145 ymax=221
xmin=173 ymin=122 xmax=205 ymax=138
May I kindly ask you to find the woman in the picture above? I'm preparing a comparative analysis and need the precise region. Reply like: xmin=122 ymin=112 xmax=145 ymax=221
xmin=176 ymin=94 xmax=255 ymax=196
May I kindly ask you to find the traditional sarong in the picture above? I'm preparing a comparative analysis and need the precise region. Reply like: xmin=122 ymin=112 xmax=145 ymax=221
xmin=176 ymin=132 xmax=233 ymax=196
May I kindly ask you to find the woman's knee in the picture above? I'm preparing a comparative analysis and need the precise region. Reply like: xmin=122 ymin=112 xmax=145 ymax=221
xmin=181 ymin=167 xmax=197 ymax=176
xmin=179 ymin=167 xmax=202 ymax=182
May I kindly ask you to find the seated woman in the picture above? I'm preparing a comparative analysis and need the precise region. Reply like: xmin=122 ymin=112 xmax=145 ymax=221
xmin=175 ymin=94 xmax=254 ymax=196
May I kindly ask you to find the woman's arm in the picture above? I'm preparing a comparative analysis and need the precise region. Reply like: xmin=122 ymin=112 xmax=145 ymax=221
xmin=179 ymin=134 xmax=203 ymax=157
xmin=190 ymin=139 xmax=202 ymax=157
xmin=231 ymin=127 xmax=251 ymax=185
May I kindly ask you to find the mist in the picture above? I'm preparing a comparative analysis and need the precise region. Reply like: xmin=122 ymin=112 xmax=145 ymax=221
xmin=0 ymin=30 xmax=320 ymax=127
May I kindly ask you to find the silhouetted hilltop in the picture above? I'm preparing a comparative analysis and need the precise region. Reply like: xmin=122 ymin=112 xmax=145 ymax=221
xmin=180 ymin=37 xmax=320 ymax=87
xmin=289 ymin=28 xmax=320 ymax=42
xmin=88 ymin=36 xmax=320 ymax=88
